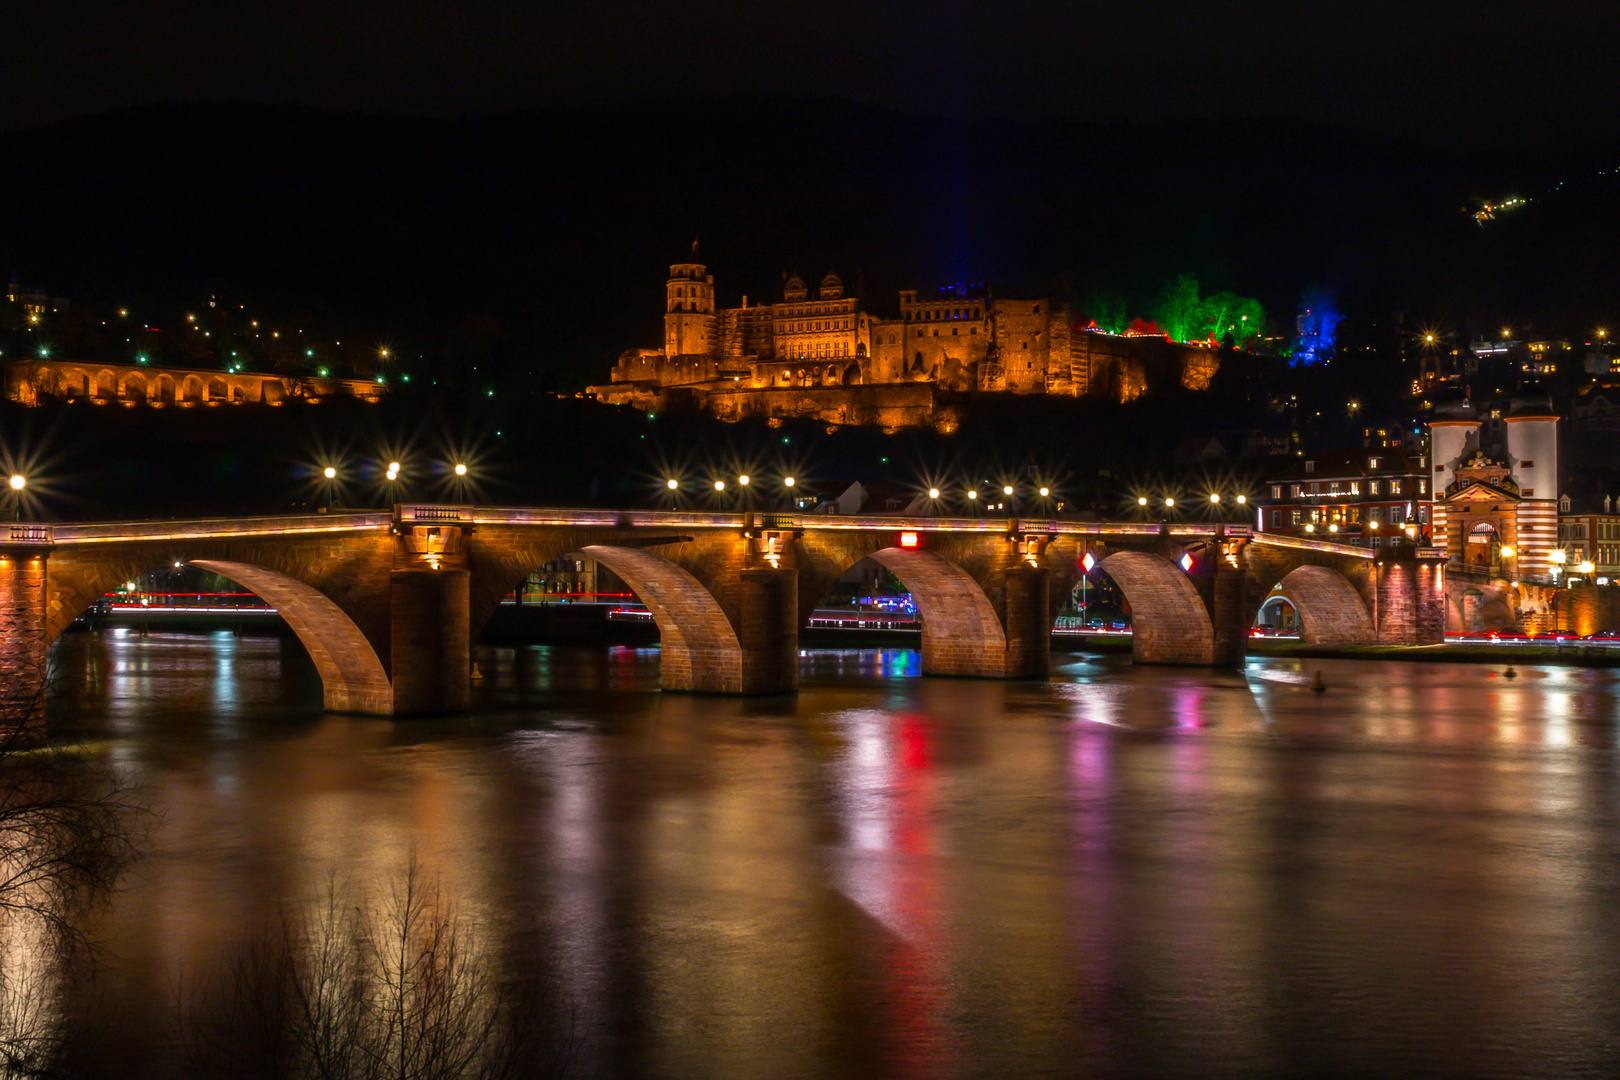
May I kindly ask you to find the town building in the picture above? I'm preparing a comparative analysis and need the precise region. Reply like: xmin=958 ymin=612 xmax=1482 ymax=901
xmin=1555 ymin=494 xmax=1620 ymax=585
xmin=591 ymin=259 xmax=1220 ymax=429
xmin=1254 ymin=448 xmax=1432 ymax=547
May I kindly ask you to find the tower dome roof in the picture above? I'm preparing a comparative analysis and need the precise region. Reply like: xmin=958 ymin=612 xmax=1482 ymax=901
xmin=1431 ymin=393 xmax=1478 ymax=421
xmin=818 ymin=272 xmax=844 ymax=298
xmin=1508 ymin=387 xmax=1557 ymax=418
xmin=783 ymin=273 xmax=807 ymax=300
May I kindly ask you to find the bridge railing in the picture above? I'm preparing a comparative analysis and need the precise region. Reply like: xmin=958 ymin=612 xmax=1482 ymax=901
xmin=3 ymin=523 xmax=53 ymax=545
xmin=51 ymin=511 xmax=392 ymax=545
xmin=433 ymin=506 xmax=1263 ymax=538
xmin=1246 ymin=531 xmax=1376 ymax=558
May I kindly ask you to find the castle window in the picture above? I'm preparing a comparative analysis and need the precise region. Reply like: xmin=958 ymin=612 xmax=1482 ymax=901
xmin=916 ymin=329 xmax=923 ymax=338
xmin=1521 ymin=459 xmax=1534 ymax=468
xmin=1033 ymin=305 xmax=1041 ymax=314
xmin=953 ymin=327 xmax=959 ymax=336
xmin=970 ymin=327 xmax=977 ymax=334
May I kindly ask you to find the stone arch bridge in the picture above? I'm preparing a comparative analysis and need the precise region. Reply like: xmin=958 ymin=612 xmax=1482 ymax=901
xmin=0 ymin=507 xmax=1445 ymax=732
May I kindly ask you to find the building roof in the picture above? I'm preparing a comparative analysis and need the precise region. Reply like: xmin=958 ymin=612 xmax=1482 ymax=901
xmin=1266 ymin=447 xmax=1423 ymax=483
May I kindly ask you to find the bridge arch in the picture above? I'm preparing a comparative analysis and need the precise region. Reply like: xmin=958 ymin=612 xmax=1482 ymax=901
xmin=45 ymin=558 xmax=391 ymax=714
xmin=841 ymin=547 xmax=1008 ymax=677
xmin=95 ymin=369 xmax=116 ymax=399
xmin=184 ymin=561 xmax=392 ymax=712
xmin=578 ymin=544 xmax=744 ymax=693
xmin=120 ymin=372 xmax=146 ymax=402
xmin=1095 ymin=550 xmax=1215 ymax=664
xmin=1274 ymin=564 xmax=1375 ymax=645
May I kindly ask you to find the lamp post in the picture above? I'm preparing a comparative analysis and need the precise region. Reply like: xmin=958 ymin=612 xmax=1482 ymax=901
xmin=1080 ymin=550 xmax=1096 ymax=626
xmin=7 ymin=474 xmax=23 ymax=521
xmin=322 ymin=466 xmax=336 ymax=512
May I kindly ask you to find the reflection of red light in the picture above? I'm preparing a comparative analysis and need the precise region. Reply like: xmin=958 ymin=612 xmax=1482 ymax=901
xmin=899 ymin=531 xmax=920 ymax=549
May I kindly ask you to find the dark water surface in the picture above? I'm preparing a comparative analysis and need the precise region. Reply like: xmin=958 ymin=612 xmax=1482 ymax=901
xmin=39 ymin=629 xmax=1620 ymax=1078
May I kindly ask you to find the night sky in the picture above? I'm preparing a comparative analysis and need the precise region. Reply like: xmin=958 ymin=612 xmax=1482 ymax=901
xmin=2 ymin=1 xmax=1617 ymax=402
xmin=4 ymin=1 xmax=1614 ymax=149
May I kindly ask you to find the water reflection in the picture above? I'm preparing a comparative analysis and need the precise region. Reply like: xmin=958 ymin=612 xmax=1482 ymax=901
xmin=33 ymin=634 xmax=1620 ymax=1077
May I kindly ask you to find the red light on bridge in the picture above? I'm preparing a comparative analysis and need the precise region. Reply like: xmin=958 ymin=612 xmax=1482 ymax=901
xmin=898 ymin=531 xmax=921 ymax=549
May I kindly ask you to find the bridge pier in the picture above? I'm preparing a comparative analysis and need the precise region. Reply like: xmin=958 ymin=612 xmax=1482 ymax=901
xmin=0 ymin=539 xmax=50 ymax=744
xmin=1371 ymin=557 xmax=1446 ymax=645
xmin=737 ymin=565 xmax=798 ymax=694
xmin=390 ymin=568 xmax=471 ymax=715
xmin=1003 ymin=564 xmax=1051 ymax=678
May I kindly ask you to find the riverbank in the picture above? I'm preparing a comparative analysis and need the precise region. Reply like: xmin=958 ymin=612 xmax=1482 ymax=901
xmin=1248 ymin=639 xmax=1620 ymax=667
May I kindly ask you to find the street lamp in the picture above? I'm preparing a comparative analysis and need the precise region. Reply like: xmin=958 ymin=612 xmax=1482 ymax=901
xmin=322 ymin=466 xmax=337 ymax=511
xmin=666 ymin=478 xmax=679 ymax=490
xmin=928 ymin=487 xmax=940 ymax=499
xmin=7 ymin=474 xmax=23 ymax=521
xmin=1038 ymin=486 xmax=1050 ymax=498
xmin=454 ymin=463 xmax=468 ymax=477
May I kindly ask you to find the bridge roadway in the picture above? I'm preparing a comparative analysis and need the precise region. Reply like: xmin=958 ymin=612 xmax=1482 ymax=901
xmin=0 ymin=506 xmax=1447 ymax=734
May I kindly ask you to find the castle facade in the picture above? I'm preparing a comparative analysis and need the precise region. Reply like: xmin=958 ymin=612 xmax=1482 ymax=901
xmin=591 ymin=262 xmax=1219 ymax=429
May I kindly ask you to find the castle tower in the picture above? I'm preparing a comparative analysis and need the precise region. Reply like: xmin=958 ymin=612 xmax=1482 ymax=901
xmin=1505 ymin=392 xmax=1559 ymax=575
xmin=1428 ymin=396 xmax=1480 ymax=556
xmin=1504 ymin=392 xmax=1557 ymax=501
xmin=1429 ymin=396 xmax=1480 ymax=494
xmin=664 ymin=262 xmax=717 ymax=359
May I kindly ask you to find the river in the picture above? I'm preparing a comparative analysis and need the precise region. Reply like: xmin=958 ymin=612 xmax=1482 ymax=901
xmin=27 ymin=627 xmax=1620 ymax=1078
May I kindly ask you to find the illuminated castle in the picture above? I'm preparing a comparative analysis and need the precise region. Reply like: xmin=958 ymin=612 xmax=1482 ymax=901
xmin=591 ymin=260 xmax=1220 ymax=429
